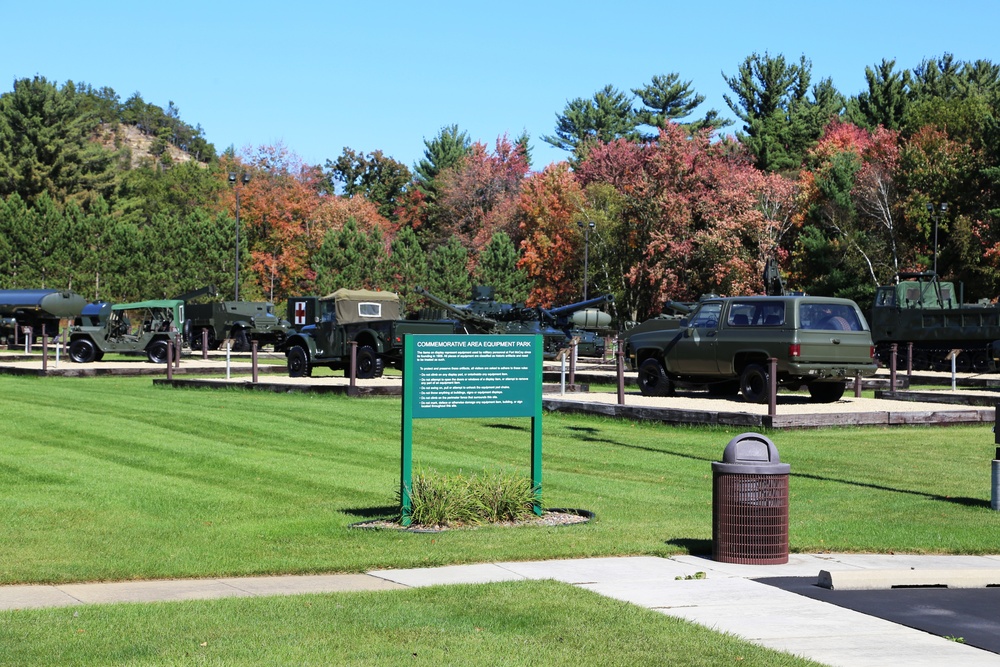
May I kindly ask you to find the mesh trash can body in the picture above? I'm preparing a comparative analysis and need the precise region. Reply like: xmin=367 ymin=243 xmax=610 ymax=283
xmin=712 ymin=433 xmax=790 ymax=564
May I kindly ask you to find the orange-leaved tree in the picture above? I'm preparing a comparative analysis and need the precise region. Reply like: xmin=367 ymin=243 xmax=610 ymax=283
xmin=517 ymin=163 xmax=584 ymax=307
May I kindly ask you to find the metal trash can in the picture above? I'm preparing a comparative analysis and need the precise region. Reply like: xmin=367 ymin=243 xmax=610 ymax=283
xmin=712 ymin=432 xmax=790 ymax=564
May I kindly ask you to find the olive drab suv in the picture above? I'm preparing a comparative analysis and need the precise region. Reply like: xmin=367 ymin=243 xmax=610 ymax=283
xmin=626 ymin=296 xmax=877 ymax=403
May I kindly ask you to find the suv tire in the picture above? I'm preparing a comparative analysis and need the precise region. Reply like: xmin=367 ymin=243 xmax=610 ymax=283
xmin=740 ymin=363 xmax=770 ymax=403
xmin=638 ymin=358 xmax=673 ymax=397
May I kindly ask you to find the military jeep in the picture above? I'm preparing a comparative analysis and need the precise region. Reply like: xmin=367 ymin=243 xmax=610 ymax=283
xmin=68 ymin=299 xmax=186 ymax=364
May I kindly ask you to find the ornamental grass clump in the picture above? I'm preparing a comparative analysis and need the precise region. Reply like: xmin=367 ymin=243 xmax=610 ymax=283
xmin=404 ymin=468 xmax=538 ymax=527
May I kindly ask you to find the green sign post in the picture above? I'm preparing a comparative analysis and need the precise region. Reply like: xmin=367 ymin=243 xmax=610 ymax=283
xmin=400 ymin=334 xmax=543 ymax=526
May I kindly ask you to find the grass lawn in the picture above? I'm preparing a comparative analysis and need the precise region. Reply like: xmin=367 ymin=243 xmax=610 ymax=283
xmin=0 ymin=580 xmax=821 ymax=666
xmin=1 ymin=375 xmax=997 ymax=585
xmin=1 ymin=373 xmax=992 ymax=666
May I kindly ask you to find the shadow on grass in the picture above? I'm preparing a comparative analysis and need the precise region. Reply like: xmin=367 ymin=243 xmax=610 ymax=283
xmin=484 ymin=423 xmax=529 ymax=432
xmin=666 ymin=538 xmax=712 ymax=555
xmin=341 ymin=506 xmax=399 ymax=519
xmin=559 ymin=428 xmax=992 ymax=510
xmin=791 ymin=471 xmax=992 ymax=509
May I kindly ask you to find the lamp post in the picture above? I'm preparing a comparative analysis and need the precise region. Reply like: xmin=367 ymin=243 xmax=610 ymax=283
xmin=577 ymin=221 xmax=595 ymax=300
xmin=925 ymin=202 xmax=948 ymax=275
xmin=229 ymin=171 xmax=251 ymax=300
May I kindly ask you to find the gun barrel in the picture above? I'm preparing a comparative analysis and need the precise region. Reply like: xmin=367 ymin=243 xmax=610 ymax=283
xmin=414 ymin=286 xmax=499 ymax=332
xmin=543 ymin=294 xmax=614 ymax=320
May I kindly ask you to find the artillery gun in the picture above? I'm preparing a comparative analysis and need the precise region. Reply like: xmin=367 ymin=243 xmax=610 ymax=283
xmin=0 ymin=289 xmax=88 ymax=345
xmin=413 ymin=286 xmax=615 ymax=358
xmin=539 ymin=293 xmax=615 ymax=358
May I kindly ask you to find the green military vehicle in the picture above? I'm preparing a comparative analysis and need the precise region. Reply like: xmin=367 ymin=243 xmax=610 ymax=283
xmin=176 ymin=286 xmax=293 ymax=352
xmin=871 ymin=272 xmax=1000 ymax=372
xmin=186 ymin=301 xmax=293 ymax=351
xmin=626 ymin=295 xmax=877 ymax=403
xmin=283 ymin=289 xmax=454 ymax=378
xmin=68 ymin=299 xmax=186 ymax=363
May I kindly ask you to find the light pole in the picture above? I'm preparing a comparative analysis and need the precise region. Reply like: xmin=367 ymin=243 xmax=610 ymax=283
xmin=925 ymin=202 xmax=948 ymax=275
xmin=577 ymin=220 xmax=595 ymax=300
xmin=229 ymin=171 xmax=251 ymax=300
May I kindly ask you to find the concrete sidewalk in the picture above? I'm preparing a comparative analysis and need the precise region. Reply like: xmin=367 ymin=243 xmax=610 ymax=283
xmin=3 ymin=554 xmax=1000 ymax=667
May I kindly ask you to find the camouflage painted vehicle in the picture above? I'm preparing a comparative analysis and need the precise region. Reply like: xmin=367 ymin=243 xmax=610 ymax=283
xmin=871 ymin=272 xmax=1000 ymax=373
xmin=283 ymin=289 xmax=453 ymax=378
xmin=626 ymin=295 xmax=877 ymax=403
xmin=0 ymin=289 xmax=88 ymax=344
xmin=68 ymin=299 xmax=186 ymax=364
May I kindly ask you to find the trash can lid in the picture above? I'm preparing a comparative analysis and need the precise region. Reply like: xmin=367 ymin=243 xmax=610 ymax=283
xmin=712 ymin=432 xmax=790 ymax=474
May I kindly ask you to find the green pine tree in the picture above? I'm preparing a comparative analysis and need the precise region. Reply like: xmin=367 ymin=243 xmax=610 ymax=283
xmin=473 ymin=231 xmax=528 ymax=303
xmin=386 ymin=226 xmax=429 ymax=310
xmin=425 ymin=236 xmax=471 ymax=303
xmin=0 ymin=76 xmax=119 ymax=206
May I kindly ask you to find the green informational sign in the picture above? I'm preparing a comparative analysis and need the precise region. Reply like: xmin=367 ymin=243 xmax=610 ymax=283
xmin=401 ymin=334 xmax=542 ymax=525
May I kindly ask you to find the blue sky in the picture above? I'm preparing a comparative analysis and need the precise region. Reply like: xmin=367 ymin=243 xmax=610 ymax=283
xmin=3 ymin=1 xmax=997 ymax=172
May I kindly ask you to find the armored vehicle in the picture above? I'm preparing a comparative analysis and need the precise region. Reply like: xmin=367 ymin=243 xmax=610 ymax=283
xmin=68 ymin=299 xmax=186 ymax=363
xmin=283 ymin=289 xmax=453 ymax=377
xmin=175 ymin=286 xmax=293 ymax=352
xmin=0 ymin=289 xmax=88 ymax=344
xmin=871 ymin=272 xmax=1000 ymax=372
xmin=186 ymin=301 xmax=292 ymax=351
xmin=627 ymin=295 xmax=877 ymax=403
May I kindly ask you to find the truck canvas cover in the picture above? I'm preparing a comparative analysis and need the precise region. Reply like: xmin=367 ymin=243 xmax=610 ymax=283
xmin=320 ymin=289 xmax=401 ymax=325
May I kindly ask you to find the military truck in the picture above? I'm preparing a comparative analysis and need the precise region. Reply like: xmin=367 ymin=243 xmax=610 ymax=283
xmin=626 ymin=295 xmax=877 ymax=403
xmin=870 ymin=272 xmax=1000 ymax=372
xmin=0 ymin=289 xmax=88 ymax=345
xmin=68 ymin=299 xmax=186 ymax=363
xmin=283 ymin=289 xmax=453 ymax=377
xmin=175 ymin=286 xmax=293 ymax=352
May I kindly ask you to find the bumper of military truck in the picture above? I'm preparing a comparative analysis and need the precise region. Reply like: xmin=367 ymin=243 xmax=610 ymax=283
xmin=786 ymin=362 xmax=878 ymax=379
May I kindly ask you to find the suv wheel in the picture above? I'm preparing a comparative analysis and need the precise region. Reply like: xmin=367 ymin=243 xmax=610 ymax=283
xmin=638 ymin=358 xmax=673 ymax=397
xmin=739 ymin=363 xmax=770 ymax=403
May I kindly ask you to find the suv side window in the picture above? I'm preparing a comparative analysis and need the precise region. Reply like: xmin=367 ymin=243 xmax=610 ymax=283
xmin=689 ymin=302 xmax=722 ymax=329
xmin=727 ymin=302 xmax=785 ymax=326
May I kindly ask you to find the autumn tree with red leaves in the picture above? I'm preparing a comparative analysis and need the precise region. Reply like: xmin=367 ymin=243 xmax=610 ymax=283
xmin=220 ymin=144 xmax=324 ymax=300
xmin=436 ymin=134 xmax=530 ymax=261
xmin=517 ymin=163 xmax=584 ymax=307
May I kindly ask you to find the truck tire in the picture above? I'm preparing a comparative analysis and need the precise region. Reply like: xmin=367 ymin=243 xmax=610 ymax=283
xmin=191 ymin=327 xmax=216 ymax=351
xmin=232 ymin=329 xmax=250 ymax=352
xmin=69 ymin=339 xmax=97 ymax=363
xmin=808 ymin=381 xmax=845 ymax=403
xmin=287 ymin=345 xmax=312 ymax=377
xmin=356 ymin=345 xmax=385 ymax=379
xmin=637 ymin=358 xmax=673 ymax=397
xmin=147 ymin=340 xmax=170 ymax=364
xmin=739 ymin=363 xmax=770 ymax=403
